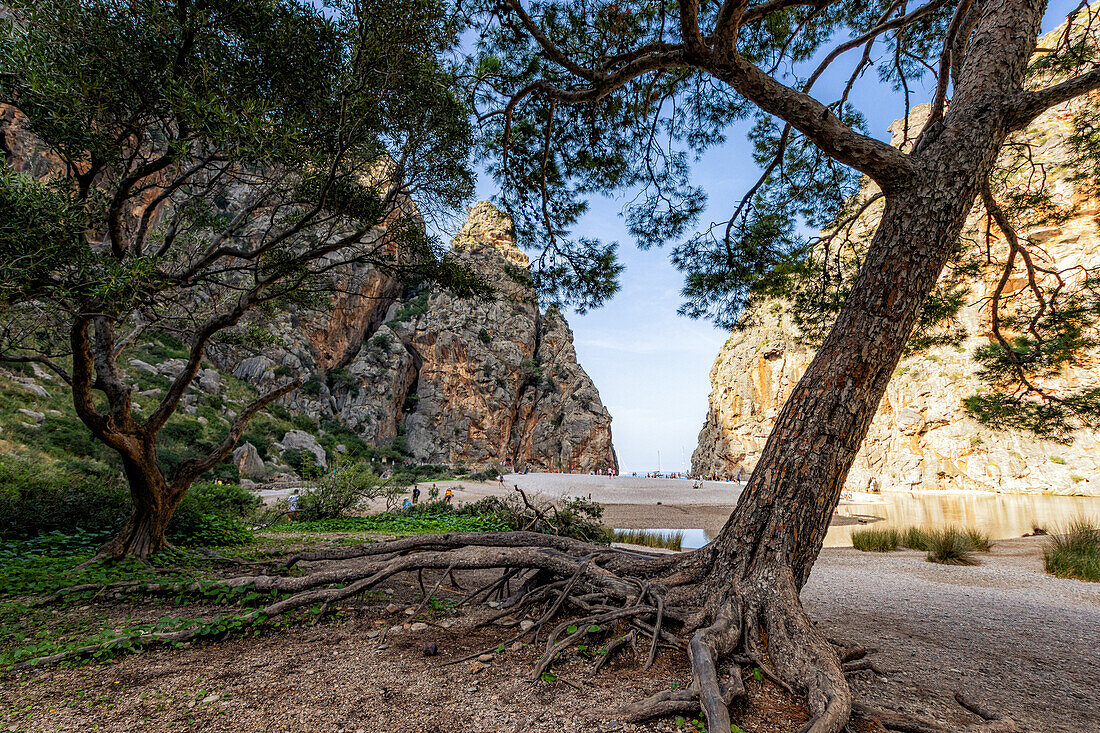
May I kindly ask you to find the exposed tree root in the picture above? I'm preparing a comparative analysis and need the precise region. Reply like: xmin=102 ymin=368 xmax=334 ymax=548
xmin=16 ymin=531 xmax=1008 ymax=733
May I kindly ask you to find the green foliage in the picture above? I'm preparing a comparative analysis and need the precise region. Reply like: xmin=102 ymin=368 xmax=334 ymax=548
xmin=851 ymin=525 xmax=992 ymax=563
xmin=182 ymin=481 xmax=261 ymax=518
xmin=300 ymin=378 xmax=323 ymax=397
xmin=851 ymin=527 xmax=900 ymax=552
xmin=0 ymin=454 xmax=129 ymax=539
xmin=281 ymin=448 xmax=324 ymax=480
xmin=0 ymin=453 xmax=255 ymax=547
xmin=291 ymin=413 xmax=318 ymax=432
xmin=1043 ymin=518 xmax=1100 ymax=582
xmin=924 ymin=527 xmax=981 ymax=566
xmin=295 ymin=462 xmax=386 ymax=521
xmin=388 ymin=292 xmax=431 ymax=324
xmin=287 ymin=510 xmax=509 ymax=535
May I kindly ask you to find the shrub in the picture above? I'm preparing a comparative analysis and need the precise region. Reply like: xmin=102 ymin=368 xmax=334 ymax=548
xmin=26 ymin=412 xmax=110 ymax=460
xmin=183 ymin=481 xmax=261 ymax=517
xmin=851 ymin=526 xmax=900 ymax=552
xmin=1044 ymin=519 xmax=1100 ymax=582
xmin=291 ymin=413 xmax=317 ymax=432
xmin=925 ymin=527 xmax=980 ymax=565
xmin=0 ymin=455 xmax=129 ymax=538
xmin=282 ymin=448 xmax=324 ymax=479
xmin=300 ymin=377 xmax=322 ymax=397
xmin=296 ymin=462 xmax=387 ymax=521
xmin=468 ymin=467 xmax=499 ymax=482
xmin=0 ymin=455 xmax=253 ymax=547
xmin=1050 ymin=455 xmax=1066 ymax=464
xmin=964 ymin=527 xmax=993 ymax=552
xmin=901 ymin=526 xmax=930 ymax=550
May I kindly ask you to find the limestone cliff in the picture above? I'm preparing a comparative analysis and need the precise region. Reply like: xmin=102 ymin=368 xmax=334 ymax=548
xmin=692 ymin=100 xmax=1100 ymax=497
xmin=228 ymin=202 xmax=617 ymax=472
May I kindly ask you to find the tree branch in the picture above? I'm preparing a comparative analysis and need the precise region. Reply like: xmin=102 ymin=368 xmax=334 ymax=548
xmin=169 ymin=377 xmax=302 ymax=489
xmin=1008 ymin=67 xmax=1100 ymax=129
xmin=0 ymin=353 xmax=73 ymax=385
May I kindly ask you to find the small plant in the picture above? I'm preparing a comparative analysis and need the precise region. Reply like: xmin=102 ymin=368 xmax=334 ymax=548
xmin=851 ymin=526 xmax=899 ymax=551
xmin=1043 ymin=518 xmax=1100 ymax=582
xmin=295 ymin=461 xmax=386 ymax=521
xmin=1070 ymin=474 xmax=1084 ymax=483
xmin=964 ymin=527 xmax=993 ymax=552
xmin=901 ymin=526 xmax=930 ymax=550
xmin=925 ymin=527 xmax=979 ymax=565
xmin=1050 ymin=455 xmax=1067 ymax=464
xmin=478 ymin=328 xmax=492 ymax=344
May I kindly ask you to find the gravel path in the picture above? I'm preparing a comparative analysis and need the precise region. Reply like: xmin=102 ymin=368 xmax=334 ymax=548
xmin=804 ymin=537 xmax=1100 ymax=732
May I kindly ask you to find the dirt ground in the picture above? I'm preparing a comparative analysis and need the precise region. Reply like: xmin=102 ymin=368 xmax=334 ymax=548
xmin=2 ymin=538 xmax=1096 ymax=733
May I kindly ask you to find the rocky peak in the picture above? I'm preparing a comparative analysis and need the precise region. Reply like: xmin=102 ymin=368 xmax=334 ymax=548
xmin=452 ymin=201 xmax=530 ymax=269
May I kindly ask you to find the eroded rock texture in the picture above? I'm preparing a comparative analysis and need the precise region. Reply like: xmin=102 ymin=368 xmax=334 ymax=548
xmin=225 ymin=202 xmax=617 ymax=471
xmin=693 ymin=101 xmax=1100 ymax=496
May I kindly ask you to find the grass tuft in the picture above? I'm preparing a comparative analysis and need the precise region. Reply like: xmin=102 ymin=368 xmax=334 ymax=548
xmin=853 ymin=525 xmax=993 ymax=564
xmin=612 ymin=528 xmax=683 ymax=551
xmin=964 ymin=527 xmax=993 ymax=552
xmin=851 ymin=527 xmax=899 ymax=551
xmin=1044 ymin=518 xmax=1100 ymax=582
xmin=924 ymin=527 xmax=980 ymax=565
xmin=901 ymin=526 xmax=931 ymax=550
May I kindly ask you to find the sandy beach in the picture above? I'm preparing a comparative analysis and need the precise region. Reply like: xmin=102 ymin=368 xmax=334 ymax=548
xmin=256 ymin=472 xmax=871 ymax=535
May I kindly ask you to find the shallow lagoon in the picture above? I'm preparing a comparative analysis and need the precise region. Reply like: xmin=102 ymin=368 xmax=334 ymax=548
xmin=618 ymin=491 xmax=1100 ymax=549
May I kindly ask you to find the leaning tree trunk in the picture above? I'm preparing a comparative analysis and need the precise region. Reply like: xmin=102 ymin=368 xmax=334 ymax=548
xmin=668 ymin=4 xmax=1047 ymax=729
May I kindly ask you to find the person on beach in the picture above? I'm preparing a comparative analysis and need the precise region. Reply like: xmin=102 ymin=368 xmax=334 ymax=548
xmin=287 ymin=490 xmax=300 ymax=520
xmin=444 ymin=488 xmax=453 ymax=503
xmin=412 ymin=485 xmax=421 ymax=504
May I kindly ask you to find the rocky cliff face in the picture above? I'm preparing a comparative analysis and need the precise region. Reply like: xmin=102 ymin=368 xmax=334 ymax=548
xmin=693 ymin=100 xmax=1100 ymax=497
xmin=226 ymin=202 xmax=617 ymax=472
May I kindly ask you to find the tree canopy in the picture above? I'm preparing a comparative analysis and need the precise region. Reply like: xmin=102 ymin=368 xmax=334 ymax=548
xmin=0 ymin=0 xmax=486 ymax=556
xmin=468 ymin=0 xmax=1100 ymax=441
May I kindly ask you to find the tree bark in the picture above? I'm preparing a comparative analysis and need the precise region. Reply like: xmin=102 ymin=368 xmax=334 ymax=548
xmin=99 ymin=443 xmax=184 ymax=559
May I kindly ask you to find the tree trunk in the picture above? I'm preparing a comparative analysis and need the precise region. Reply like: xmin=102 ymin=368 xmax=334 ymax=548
xmin=685 ymin=5 xmax=1047 ymax=726
xmin=99 ymin=446 xmax=183 ymax=559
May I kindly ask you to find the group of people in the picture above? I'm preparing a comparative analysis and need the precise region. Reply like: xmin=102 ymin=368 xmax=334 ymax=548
xmin=402 ymin=483 xmax=453 ymax=508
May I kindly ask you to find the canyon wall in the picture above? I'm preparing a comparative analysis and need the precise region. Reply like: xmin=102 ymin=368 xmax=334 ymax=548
xmin=227 ymin=202 xmax=618 ymax=472
xmin=693 ymin=100 xmax=1100 ymax=497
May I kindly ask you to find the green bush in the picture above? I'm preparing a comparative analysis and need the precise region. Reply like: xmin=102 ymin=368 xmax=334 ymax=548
xmin=964 ymin=527 xmax=993 ymax=552
xmin=23 ymin=412 xmax=110 ymax=461
xmin=296 ymin=462 xmax=387 ymax=521
xmin=282 ymin=448 xmax=324 ymax=479
xmin=165 ymin=482 xmax=257 ymax=547
xmin=1044 ymin=519 xmax=1100 ymax=582
xmin=0 ymin=455 xmax=129 ymax=538
xmin=183 ymin=481 xmax=261 ymax=517
xmin=290 ymin=413 xmax=317 ymax=432
xmin=0 ymin=454 xmax=256 ymax=547
xmin=901 ymin=526 xmax=930 ymax=550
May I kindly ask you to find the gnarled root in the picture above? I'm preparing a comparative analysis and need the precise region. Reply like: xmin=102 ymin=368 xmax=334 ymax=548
xmin=623 ymin=566 xmax=851 ymax=733
xmin=24 ymin=531 xmax=859 ymax=733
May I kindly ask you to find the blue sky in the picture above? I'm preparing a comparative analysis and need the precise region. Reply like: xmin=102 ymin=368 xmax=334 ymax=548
xmin=470 ymin=2 xmax=1078 ymax=474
